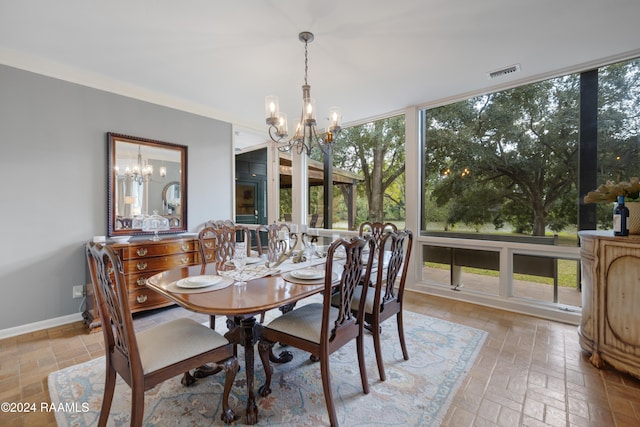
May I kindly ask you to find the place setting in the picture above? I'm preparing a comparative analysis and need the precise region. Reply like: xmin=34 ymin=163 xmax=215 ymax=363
xmin=283 ymin=267 xmax=339 ymax=285
xmin=164 ymin=274 xmax=234 ymax=294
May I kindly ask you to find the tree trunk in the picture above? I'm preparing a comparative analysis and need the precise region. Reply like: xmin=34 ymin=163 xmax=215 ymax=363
xmin=368 ymin=148 xmax=385 ymax=222
xmin=533 ymin=205 xmax=547 ymax=236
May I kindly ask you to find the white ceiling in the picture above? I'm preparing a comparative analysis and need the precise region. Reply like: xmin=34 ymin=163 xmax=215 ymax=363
xmin=2 ymin=0 xmax=640 ymax=149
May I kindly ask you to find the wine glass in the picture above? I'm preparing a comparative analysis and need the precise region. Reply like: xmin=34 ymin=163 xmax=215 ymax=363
xmin=304 ymin=241 xmax=316 ymax=269
xmin=232 ymin=242 xmax=247 ymax=286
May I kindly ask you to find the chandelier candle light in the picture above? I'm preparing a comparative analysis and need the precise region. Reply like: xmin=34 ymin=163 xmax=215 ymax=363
xmin=265 ymin=31 xmax=342 ymax=155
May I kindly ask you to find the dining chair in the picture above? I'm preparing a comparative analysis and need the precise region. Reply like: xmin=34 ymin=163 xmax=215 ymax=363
xmin=203 ymin=219 xmax=263 ymax=257
xmin=345 ymin=228 xmax=413 ymax=381
xmin=85 ymin=242 xmax=239 ymax=426
xmin=255 ymin=222 xmax=291 ymax=263
xmin=198 ymin=224 xmax=261 ymax=327
xmin=257 ymin=235 xmax=375 ymax=427
xmin=204 ymin=218 xmax=235 ymax=229
xmin=359 ymin=221 xmax=398 ymax=256
xmin=255 ymin=222 xmax=297 ymax=316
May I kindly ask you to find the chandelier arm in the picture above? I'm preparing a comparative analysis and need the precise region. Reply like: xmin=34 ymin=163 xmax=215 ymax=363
xmin=267 ymin=125 xmax=285 ymax=143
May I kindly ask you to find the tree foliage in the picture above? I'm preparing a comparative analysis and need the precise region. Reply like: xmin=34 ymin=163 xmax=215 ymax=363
xmin=423 ymin=59 xmax=640 ymax=236
xmin=330 ymin=115 xmax=406 ymax=226
xmin=424 ymin=76 xmax=581 ymax=235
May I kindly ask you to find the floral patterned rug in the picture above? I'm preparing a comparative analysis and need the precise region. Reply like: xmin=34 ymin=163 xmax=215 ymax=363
xmin=48 ymin=309 xmax=487 ymax=426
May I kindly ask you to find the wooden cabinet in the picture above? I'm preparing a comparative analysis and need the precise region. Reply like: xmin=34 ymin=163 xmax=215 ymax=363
xmin=84 ymin=236 xmax=200 ymax=332
xmin=578 ymin=230 xmax=640 ymax=378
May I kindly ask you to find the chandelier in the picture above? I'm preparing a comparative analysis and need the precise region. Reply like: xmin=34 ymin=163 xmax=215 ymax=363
xmin=265 ymin=31 xmax=342 ymax=155
xmin=117 ymin=145 xmax=153 ymax=185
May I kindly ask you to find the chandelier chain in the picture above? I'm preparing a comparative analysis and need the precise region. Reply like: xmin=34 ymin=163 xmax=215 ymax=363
xmin=304 ymin=38 xmax=309 ymax=87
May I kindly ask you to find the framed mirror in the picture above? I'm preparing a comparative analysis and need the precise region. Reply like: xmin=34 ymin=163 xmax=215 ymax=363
xmin=108 ymin=132 xmax=188 ymax=236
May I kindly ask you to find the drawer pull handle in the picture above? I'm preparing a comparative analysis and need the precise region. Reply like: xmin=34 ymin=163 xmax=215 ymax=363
xmin=136 ymin=277 xmax=147 ymax=287
xmin=136 ymin=248 xmax=148 ymax=256
xmin=136 ymin=294 xmax=148 ymax=304
xmin=136 ymin=261 xmax=148 ymax=271
xmin=205 ymin=242 xmax=213 ymax=249
xmin=206 ymin=253 xmax=212 ymax=260
xmin=180 ymin=256 xmax=189 ymax=264
xmin=107 ymin=266 xmax=114 ymax=275
xmin=181 ymin=244 xmax=189 ymax=251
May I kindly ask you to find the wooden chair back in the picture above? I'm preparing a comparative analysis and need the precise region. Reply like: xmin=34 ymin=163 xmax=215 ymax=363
xmin=256 ymin=223 xmax=290 ymax=263
xmin=86 ymin=241 xmax=141 ymax=384
xmin=198 ymin=224 xmax=251 ymax=265
xmin=359 ymin=221 xmax=398 ymax=254
xmin=372 ymin=229 xmax=413 ymax=316
xmin=326 ymin=236 xmax=376 ymax=349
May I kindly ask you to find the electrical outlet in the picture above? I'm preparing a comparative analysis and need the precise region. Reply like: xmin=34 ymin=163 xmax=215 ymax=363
xmin=72 ymin=285 xmax=84 ymax=299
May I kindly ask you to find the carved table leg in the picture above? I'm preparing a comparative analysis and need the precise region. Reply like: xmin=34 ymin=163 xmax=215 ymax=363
xmin=225 ymin=316 xmax=260 ymax=424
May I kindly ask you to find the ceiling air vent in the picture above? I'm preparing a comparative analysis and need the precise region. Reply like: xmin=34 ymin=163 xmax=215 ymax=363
xmin=487 ymin=64 xmax=521 ymax=79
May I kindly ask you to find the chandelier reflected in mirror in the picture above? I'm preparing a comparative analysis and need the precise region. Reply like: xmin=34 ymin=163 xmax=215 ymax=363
xmin=265 ymin=31 xmax=342 ymax=155
xmin=115 ymin=145 xmax=153 ymax=185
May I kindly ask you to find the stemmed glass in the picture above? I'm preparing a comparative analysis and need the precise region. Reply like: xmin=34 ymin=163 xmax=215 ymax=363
xmin=232 ymin=242 xmax=247 ymax=286
xmin=304 ymin=241 xmax=316 ymax=269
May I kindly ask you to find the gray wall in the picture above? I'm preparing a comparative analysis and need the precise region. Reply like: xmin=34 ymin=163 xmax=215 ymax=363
xmin=0 ymin=64 xmax=234 ymax=330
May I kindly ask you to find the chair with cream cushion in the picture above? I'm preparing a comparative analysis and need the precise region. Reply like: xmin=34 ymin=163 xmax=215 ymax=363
xmin=257 ymin=236 xmax=375 ymax=427
xmin=86 ymin=241 xmax=239 ymax=426
xmin=341 ymin=228 xmax=413 ymax=381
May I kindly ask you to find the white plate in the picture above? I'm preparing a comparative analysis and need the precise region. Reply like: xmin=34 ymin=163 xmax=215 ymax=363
xmin=290 ymin=268 xmax=325 ymax=280
xmin=176 ymin=275 xmax=223 ymax=289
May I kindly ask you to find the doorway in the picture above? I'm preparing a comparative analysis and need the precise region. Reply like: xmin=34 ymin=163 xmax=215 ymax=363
xmin=235 ymin=149 xmax=267 ymax=225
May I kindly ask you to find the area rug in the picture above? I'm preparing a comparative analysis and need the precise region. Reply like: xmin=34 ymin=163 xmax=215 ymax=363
xmin=48 ymin=309 xmax=487 ymax=426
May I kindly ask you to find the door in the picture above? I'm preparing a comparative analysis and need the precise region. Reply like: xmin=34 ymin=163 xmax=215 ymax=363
xmin=235 ymin=180 xmax=265 ymax=225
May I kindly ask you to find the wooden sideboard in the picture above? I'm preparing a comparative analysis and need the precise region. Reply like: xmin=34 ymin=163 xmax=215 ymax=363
xmin=578 ymin=230 xmax=640 ymax=378
xmin=84 ymin=235 xmax=200 ymax=332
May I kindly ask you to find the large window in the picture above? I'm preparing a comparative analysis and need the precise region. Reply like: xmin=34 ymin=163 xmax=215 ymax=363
xmin=422 ymin=75 xmax=580 ymax=241
xmin=419 ymin=57 xmax=640 ymax=311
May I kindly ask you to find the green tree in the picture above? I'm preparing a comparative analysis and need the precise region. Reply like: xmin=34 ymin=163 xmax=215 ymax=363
xmin=330 ymin=115 xmax=406 ymax=226
xmin=425 ymin=76 xmax=580 ymax=236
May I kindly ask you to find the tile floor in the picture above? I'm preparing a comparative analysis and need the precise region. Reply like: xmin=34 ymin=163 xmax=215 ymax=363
xmin=1 ymin=291 xmax=639 ymax=426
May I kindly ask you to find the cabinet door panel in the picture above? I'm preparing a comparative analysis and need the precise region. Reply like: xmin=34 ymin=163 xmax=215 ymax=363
xmin=606 ymin=255 xmax=640 ymax=347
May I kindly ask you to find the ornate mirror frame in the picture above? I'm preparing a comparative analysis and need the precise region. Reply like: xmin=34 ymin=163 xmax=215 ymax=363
xmin=107 ymin=132 xmax=188 ymax=236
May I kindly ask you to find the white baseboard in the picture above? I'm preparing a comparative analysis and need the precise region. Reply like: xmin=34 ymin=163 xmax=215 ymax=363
xmin=0 ymin=313 xmax=84 ymax=340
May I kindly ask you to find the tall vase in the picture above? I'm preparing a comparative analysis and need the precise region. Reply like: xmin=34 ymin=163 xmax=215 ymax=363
xmin=627 ymin=201 xmax=640 ymax=234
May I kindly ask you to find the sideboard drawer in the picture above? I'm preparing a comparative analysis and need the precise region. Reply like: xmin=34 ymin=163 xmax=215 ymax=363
xmin=122 ymin=252 xmax=197 ymax=274
xmin=128 ymin=288 xmax=172 ymax=311
xmin=119 ymin=240 xmax=196 ymax=258
xmin=127 ymin=272 xmax=155 ymax=289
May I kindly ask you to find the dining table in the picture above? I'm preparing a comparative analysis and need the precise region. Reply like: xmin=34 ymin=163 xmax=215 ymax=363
xmin=145 ymin=256 xmax=334 ymax=425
